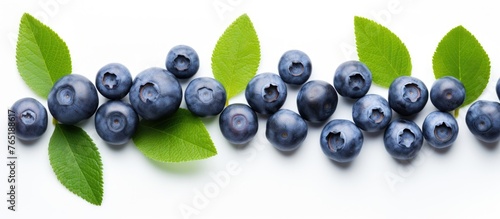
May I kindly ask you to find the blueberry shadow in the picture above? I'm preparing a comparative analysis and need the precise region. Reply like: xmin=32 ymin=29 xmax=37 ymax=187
xmin=286 ymin=84 xmax=303 ymax=91
xmin=106 ymin=142 xmax=128 ymax=151
xmin=392 ymin=157 xmax=414 ymax=166
xmin=340 ymin=96 xmax=357 ymax=105
xmin=477 ymin=139 xmax=499 ymax=151
xmin=363 ymin=130 xmax=384 ymax=140
xmin=177 ymin=78 xmax=192 ymax=85
xmin=329 ymin=159 xmax=354 ymax=169
xmin=428 ymin=143 xmax=453 ymax=155
xmin=276 ymin=147 xmax=300 ymax=157
xmin=146 ymin=158 xmax=203 ymax=175
xmin=18 ymin=139 xmax=41 ymax=147
xmin=229 ymin=142 xmax=252 ymax=151
xmin=199 ymin=115 xmax=218 ymax=125
xmin=307 ymin=120 xmax=329 ymax=129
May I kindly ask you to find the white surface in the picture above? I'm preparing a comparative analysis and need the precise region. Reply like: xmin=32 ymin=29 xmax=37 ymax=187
xmin=1 ymin=0 xmax=500 ymax=218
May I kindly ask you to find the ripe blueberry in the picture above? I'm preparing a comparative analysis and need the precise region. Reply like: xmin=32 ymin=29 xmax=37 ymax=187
xmin=48 ymin=74 xmax=99 ymax=125
xmin=266 ymin=109 xmax=308 ymax=151
xmin=422 ymin=111 xmax=458 ymax=149
xmin=334 ymin=60 xmax=372 ymax=99
xmin=245 ymin=73 xmax=287 ymax=115
xmin=320 ymin=119 xmax=363 ymax=163
xmin=465 ymin=100 xmax=500 ymax=143
xmin=219 ymin=104 xmax=258 ymax=145
xmin=165 ymin=45 xmax=199 ymax=79
xmin=388 ymin=76 xmax=428 ymax=116
xmin=278 ymin=50 xmax=312 ymax=85
xmin=11 ymin=98 xmax=48 ymax=141
xmin=352 ymin=94 xmax=392 ymax=132
xmin=95 ymin=100 xmax=139 ymax=145
xmin=185 ymin=77 xmax=227 ymax=117
xmin=384 ymin=119 xmax=423 ymax=160
xmin=129 ymin=67 xmax=182 ymax=120
xmin=297 ymin=80 xmax=338 ymax=123
xmin=95 ymin=63 xmax=132 ymax=100
xmin=430 ymin=76 xmax=465 ymax=112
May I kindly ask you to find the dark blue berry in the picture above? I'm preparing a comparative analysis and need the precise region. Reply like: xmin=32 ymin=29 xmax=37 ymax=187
xmin=320 ymin=119 xmax=363 ymax=163
xmin=352 ymin=94 xmax=392 ymax=132
xmin=219 ymin=104 xmax=258 ymax=144
xmin=384 ymin=119 xmax=424 ymax=160
xmin=185 ymin=77 xmax=226 ymax=117
xmin=245 ymin=73 xmax=287 ymax=115
xmin=48 ymin=74 xmax=99 ymax=125
xmin=388 ymin=76 xmax=428 ymax=116
xmin=465 ymin=100 xmax=500 ymax=143
xmin=334 ymin=60 xmax=372 ymax=99
xmin=11 ymin=98 xmax=48 ymax=141
xmin=266 ymin=109 xmax=308 ymax=151
xmin=95 ymin=100 xmax=138 ymax=145
xmin=430 ymin=76 xmax=465 ymax=112
xmin=129 ymin=67 xmax=182 ymax=120
xmin=297 ymin=80 xmax=338 ymax=123
xmin=165 ymin=45 xmax=199 ymax=79
xmin=422 ymin=111 xmax=458 ymax=148
xmin=95 ymin=63 xmax=132 ymax=100
xmin=278 ymin=50 xmax=312 ymax=85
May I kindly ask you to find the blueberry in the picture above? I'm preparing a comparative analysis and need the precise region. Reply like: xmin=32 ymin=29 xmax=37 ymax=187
xmin=334 ymin=60 xmax=372 ymax=99
xmin=245 ymin=73 xmax=287 ymax=115
xmin=278 ymin=50 xmax=312 ymax=85
xmin=422 ymin=111 xmax=458 ymax=149
xmin=219 ymin=104 xmax=258 ymax=144
xmin=388 ymin=76 xmax=429 ymax=116
xmin=11 ymin=98 xmax=48 ymax=141
xmin=165 ymin=45 xmax=199 ymax=79
xmin=352 ymin=94 xmax=392 ymax=132
xmin=430 ymin=76 xmax=465 ymax=112
xmin=384 ymin=119 xmax=424 ymax=160
xmin=266 ymin=109 xmax=308 ymax=151
xmin=185 ymin=77 xmax=227 ymax=117
xmin=320 ymin=119 xmax=363 ymax=163
xmin=129 ymin=67 xmax=182 ymax=120
xmin=465 ymin=100 xmax=500 ymax=143
xmin=48 ymin=74 xmax=99 ymax=125
xmin=296 ymin=80 xmax=338 ymax=123
xmin=95 ymin=63 xmax=132 ymax=100
xmin=496 ymin=78 xmax=500 ymax=100
xmin=95 ymin=100 xmax=139 ymax=145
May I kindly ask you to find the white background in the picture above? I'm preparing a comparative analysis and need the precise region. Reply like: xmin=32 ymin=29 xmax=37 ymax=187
xmin=1 ymin=0 xmax=500 ymax=218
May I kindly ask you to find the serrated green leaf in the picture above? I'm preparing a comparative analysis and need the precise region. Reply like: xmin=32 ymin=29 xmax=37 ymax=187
xmin=49 ymin=124 xmax=103 ymax=206
xmin=432 ymin=25 xmax=490 ymax=107
xmin=133 ymin=108 xmax=217 ymax=162
xmin=16 ymin=13 xmax=72 ymax=98
xmin=354 ymin=16 xmax=411 ymax=87
xmin=212 ymin=14 xmax=260 ymax=100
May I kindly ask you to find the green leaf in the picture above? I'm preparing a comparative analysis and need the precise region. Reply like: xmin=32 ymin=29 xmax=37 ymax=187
xmin=16 ymin=13 xmax=72 ymax=98
xmin=432 ymin=25 xmax=490 ymax=107
xmin=354 ymin=16 xmax=412 ymax=87
xmin=49 ymin=124 xmax=103 ymax=206
xmin=212 ymin=14 xmax=260 ymax=100
xmin=133 ymin=108 xmax=217 ymax=162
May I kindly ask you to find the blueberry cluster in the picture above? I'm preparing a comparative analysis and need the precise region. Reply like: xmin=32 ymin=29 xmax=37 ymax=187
xmin=10 ymin=47 xmax=500 ymax=164
xmin=219 ymin=50 xmax=500 ymax=163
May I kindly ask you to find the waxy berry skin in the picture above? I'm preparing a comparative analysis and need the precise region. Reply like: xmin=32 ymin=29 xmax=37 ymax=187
xmin=48 ymin=74 xmax=99 ymax=125
xmin=384 ymin=119 xmax=424 ymax=160
xmin=129 ymin=67 xmax=182 ymax=120
xmin=11 ymin=97 xmax=48 ymax=141
xmin=388 ymin=76 xmax=429 ymax=116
